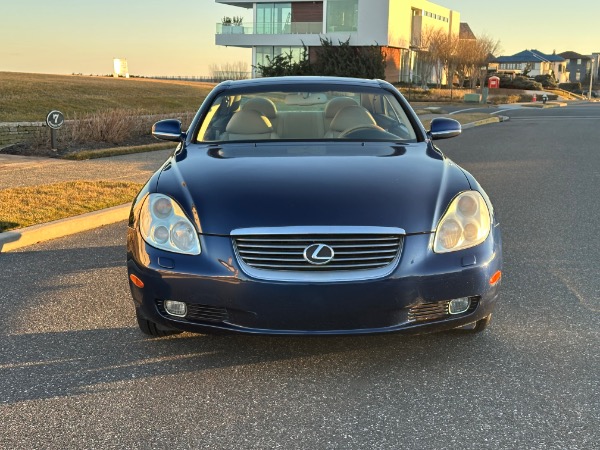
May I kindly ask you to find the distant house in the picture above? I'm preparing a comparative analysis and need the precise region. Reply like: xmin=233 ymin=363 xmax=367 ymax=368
xmin=558 ymin=51 xmax=600 ymax=84
xmin=459 ymin=22 xmax=476 ymax=41
xmin=559 ymin=51 xmax=590 ymax=83
xmin=490 ymin=49 xmax=568 ymax=83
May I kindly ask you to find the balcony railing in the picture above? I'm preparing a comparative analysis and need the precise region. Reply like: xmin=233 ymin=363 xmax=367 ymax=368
xmin=216 ymin=22 xmax=323 ymax=35
xmin=216 ymin=24 xmax=253 ymax=35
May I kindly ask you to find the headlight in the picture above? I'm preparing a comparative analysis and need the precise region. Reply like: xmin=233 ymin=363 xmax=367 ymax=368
xmin=139 ymin=193 xmax=201 ymax=255
xmin=433 ymin=191 xmax=491 ymax=253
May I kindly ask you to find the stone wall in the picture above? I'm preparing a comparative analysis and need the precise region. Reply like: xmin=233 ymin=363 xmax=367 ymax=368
xmin=0 ymin=122 xmax=45 ymax=149
xmin=0 ymin=112 xmax=195 ymax=150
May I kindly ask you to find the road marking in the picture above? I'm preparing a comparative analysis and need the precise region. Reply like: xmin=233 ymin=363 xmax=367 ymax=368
xmin=449 ymin=108 xmax=483 ymax=115
xmin=491 ymin=109 xmax=520 ymax=115
xmin=510 ymin=116 xmax=600 ymax=120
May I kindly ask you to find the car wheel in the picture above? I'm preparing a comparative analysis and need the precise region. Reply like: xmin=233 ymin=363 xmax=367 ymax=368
xmin=136 ymin=309 xmax=182 ymax=337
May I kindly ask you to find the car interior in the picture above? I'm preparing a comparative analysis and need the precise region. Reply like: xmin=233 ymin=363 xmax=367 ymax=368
xmin=196 ymin=90 xmax=417 ymax=143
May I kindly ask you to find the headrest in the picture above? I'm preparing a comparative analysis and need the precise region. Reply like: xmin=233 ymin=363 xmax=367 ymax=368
xmin=329 ymin=106 xmax=376 ymax=132
xmin=226 ymin=109 xmax=273 ymax=135
xmin=242 ymin=97 xmax=277 ymax=119
xmin=324 ymin=97 xmax=359 ymax=118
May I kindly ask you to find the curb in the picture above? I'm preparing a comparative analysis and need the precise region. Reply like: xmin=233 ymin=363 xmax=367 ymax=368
xmin=521 ymin=102 xmax=567 ymax=109
xmin=0 ymin=203 xmax=130 ymax=252
xmin=462 ymin=115 xmax=508 ymax=129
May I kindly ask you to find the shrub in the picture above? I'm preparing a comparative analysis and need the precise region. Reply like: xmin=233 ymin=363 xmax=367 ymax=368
xmin=534 ymin=74 xmax=557 ymax=88
xmin=30 ymin=110 xmax=195 ymax=149
xmin=255 ymin=37 xmax=386 ymax=79
xmin=493 ymin=75 xmax=543 ymax=90
xmin=314 ymin=38 xmax=386 ymax=79
xmin=256 ymin=48 xmax=313 ymax=77
xmin=396 ymin=87 xmax=432 ymax=101
xmin=558 ymin=82 xmax=582 ymax=92
xmin=488 ymin=95 xmax=520 ymax=105
xmin=64 ymin=109 xmax=148 ymax=145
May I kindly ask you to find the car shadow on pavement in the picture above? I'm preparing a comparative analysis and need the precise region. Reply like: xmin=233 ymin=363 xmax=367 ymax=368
xmin=0 ymin=325 xmax=492 ymax=405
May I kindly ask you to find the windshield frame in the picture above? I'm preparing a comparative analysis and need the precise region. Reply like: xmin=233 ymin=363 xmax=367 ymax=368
xmin=188 ymin=81 xmax=426 ymax=145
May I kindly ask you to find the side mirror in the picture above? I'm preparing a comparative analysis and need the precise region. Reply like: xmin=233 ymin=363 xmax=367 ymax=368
xmin=429 ymin=117 xmax=461 ymax=140
xmin=152 ymin=119 xmax=184 ymax=142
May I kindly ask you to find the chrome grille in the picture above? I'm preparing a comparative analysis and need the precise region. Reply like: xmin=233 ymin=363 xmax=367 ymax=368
xmin=408 ymin=301 xmax=449 ymax=322
xmin=233 ymin=234 xmax=402 ymax=271
xmin=408 ymin=297 xmax=480 ymax=323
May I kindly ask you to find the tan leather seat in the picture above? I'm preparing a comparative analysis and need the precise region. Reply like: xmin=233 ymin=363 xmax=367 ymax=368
xmin=243 ymin=97 xmax=278 ymax=121
xmin=324 ymin=105 xmax=377 ymax=138
xmin=242 ymin=97 xmax=281 ymax=136
xmin=323 ymin=97 xmax=359 ymax=131
xmin=220 ymin=109 xmax=279 ymax=141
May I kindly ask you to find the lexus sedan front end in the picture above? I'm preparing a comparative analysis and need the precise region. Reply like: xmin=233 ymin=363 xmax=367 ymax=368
xmin=127 ymin=76 xmax=502 ymax=336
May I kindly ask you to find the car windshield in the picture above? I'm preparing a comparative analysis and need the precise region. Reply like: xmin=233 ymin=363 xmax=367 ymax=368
xmin=195 ymin=86 xmax=418 ymax=143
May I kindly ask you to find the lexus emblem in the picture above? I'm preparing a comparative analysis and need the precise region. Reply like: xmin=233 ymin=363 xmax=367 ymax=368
xmin=303 ymin=243 xmax=335 ymax=265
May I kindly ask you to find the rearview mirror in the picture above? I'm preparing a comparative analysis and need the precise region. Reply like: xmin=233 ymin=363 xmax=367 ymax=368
xmin=152 ymin=119 xmax=184 ymax=142
xmin=429 ymin=117 xmax=461 ymax=140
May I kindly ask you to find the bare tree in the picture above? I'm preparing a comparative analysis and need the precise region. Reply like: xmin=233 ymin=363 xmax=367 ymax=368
xmin=455 ymin=39 xmax=479 ymax=88
xmin=209 ymin=61 xmax=250 ymax=81
xmin=455 ymin=35 xmax=501 ymax=89
xmin=414 ymin=26 xmax=448 ymax=87
xmin=413 ymin=27 xmax=500 ymax=90
xmin=441 ymin=34 xmax=460 ymax=88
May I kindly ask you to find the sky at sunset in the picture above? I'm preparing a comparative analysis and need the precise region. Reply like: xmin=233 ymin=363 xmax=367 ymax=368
xmin=1 ymin=0 xmax=599 ymax=76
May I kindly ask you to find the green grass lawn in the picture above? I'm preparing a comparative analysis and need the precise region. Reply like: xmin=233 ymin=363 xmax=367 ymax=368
xmin=0 ymin=181 xmax=143 ymax=232
xmin=0 ymin=72 xmax=215 ymax=122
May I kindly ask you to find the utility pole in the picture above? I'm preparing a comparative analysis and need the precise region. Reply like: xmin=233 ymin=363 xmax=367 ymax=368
xmin=588 ymin=57 xmax=595 ymax=100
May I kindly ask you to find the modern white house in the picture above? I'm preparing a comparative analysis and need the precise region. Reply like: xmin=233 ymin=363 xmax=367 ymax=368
xmin=215 ymin=0 xmax=460 ymax=82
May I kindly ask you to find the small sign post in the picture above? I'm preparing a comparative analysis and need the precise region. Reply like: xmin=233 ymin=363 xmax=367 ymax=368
xmin=46 ymin=110 xmax=65 ymax=150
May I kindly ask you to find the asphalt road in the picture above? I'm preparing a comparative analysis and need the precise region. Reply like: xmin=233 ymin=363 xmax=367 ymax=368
xmin=1 ymin=104 xmax=599 ymax=449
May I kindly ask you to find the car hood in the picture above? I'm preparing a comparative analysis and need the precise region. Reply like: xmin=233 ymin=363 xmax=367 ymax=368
xmin=155 ymin=142 xmax=470 ymax=235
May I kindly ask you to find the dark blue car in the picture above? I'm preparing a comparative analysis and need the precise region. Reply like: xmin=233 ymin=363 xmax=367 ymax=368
xmin=127 ymin=76 xmax=502 ymax=336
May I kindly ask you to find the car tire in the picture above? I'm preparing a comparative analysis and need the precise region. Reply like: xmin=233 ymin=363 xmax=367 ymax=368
xmin=136 ymin=309 xmax=182 ymax=337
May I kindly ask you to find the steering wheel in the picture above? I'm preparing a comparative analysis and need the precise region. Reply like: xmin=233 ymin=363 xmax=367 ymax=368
xmin=339 ymin=124 xmax=399 ymax=140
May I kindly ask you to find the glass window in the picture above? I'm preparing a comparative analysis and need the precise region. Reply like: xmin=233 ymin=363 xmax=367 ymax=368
xmin=256 ymin=3 xmax=291 ymax=34
xmin=326 ymin=0 xmax=358 ymax=32
xmin=195 ymin=86 xmax=417 ymax=143
xmin=255 ymin=46 xmax=303 ymax=72
xmin=255 ymin=46 xmax=273 ymax=68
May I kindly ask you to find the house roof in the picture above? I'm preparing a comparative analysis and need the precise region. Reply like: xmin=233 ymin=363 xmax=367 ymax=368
xmin=558 ymin=51 xmax=590 ymax=60
xmin=495 ymin=49 xmax=565 ymax=64
xmin=459 ymin=23 xmax=476 ymax=40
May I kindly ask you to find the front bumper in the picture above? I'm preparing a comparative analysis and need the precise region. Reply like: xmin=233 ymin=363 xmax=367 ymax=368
xmin=127 ymin=226 xmax=502 ymax=335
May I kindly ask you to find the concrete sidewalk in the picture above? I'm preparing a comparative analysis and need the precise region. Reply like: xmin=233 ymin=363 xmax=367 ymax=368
xmin=0 ymin=149 xmax=173 ymax=189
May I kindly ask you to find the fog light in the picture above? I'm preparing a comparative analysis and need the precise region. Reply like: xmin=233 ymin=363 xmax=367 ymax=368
xmin=164 ymin=300 xmax=187 ymax=317
xmin=448 ymin=297 xmax=471 ymax=315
